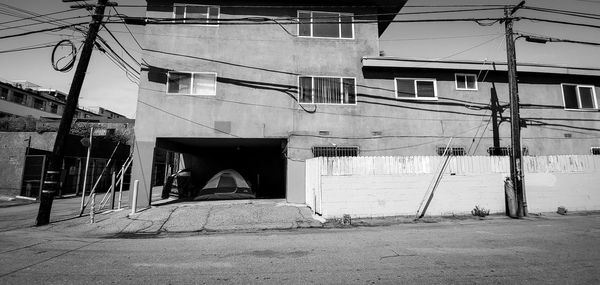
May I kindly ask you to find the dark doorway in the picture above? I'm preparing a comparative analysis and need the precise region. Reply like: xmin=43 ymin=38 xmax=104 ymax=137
xmin=155 ymin=138 xmax=287 ymax=199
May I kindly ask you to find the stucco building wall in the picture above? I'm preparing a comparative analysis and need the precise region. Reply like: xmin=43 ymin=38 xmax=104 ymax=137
xmin=132 ymin=1 xmax=600 ymax=209
xmin=0 ymin=132 xmax=56 ymax=196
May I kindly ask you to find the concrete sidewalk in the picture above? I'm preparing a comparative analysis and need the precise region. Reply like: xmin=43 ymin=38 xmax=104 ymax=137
xmin=38 ymin=197 xmax=324 ymax=237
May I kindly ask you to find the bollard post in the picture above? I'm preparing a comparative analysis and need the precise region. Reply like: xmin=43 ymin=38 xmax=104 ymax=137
xmin=90 ymin=192 xmax=95 ymax=224
xmin=110 ymin=172 xmax=116 ymax=210
xmin=117 ymin=164 xmax=124 ymax=209
xmin=131 ymin=180 xmax=139 ymax=215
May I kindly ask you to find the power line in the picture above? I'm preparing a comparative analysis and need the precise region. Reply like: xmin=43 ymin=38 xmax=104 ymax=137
xmin=105 ymin=4 xmax=509 ymax=8
xmin=0 ymin=22 xmax=88 ymax=40
xmin=520 ymin=16 xmax=600 ymax=29
xmin=380 ymin=33 xmax=503 ymax=42
xmin=0 ymin=43 xmax=56 ymax=54
xmin=0 ymin=15 xmax=90 ymax=32
xmin=111 ymin=7 xmax=143 ymax=50
xmin=100 ymin=24 xmax=141 ymax=66
xmin=524 ymin=6 xmax=600 ymax=20
xmin=95 ymin=38 xmax=140 ymax=78
xmin=114 ymin=16 xmax=507 ymax=26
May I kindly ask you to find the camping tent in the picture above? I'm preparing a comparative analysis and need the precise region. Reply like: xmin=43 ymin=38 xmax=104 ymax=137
xmin=194 ymin=169 xmax=255 ymax=200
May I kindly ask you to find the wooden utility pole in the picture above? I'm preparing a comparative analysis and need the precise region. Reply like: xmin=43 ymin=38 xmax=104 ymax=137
xmin=36 ymin=0 xmax=111 ymax=226
xmin=504 ymin=2 xmax=527 ymax=218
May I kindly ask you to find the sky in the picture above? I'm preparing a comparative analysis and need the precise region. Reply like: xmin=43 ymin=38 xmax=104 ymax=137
xmin=1 ymin=0 xmax=600 ymax=119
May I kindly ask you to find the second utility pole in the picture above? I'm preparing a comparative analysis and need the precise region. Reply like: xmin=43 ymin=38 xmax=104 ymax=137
xmin=504 ymin=4 xmax=527 ymax=218
xmin=36 ymin=0 xmax=111 ymax=226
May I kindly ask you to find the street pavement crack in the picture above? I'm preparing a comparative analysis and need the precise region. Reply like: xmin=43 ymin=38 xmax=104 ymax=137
xmin=0 ymin=240 xmax=49 ymax=255
xmin=158 ymin=207 xmax=178 ymax=233
xmin=200 ymin=206 xmax=214 ymax=231
xmin=0 ymin=239 xmax=104 ymax=279
xmin=380 ymin=249 xmax=417 ymax=260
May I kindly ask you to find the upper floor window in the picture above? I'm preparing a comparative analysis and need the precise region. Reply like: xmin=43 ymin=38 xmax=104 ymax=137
xmin=174 ymin=4 xmax=219 ymax=25
xmin=395 ymin=78 xmax=437 ymax=100
xmin=561 ymin=84 xmax=597 ymax=110
xmin=455 ymin=73 xmax=478 ymax=91
xmin=167 ymin=71 xmax=217 ymax=96
xmin=50 ymin=103 xmax=58 ymax=114
xmin=12 ymin=92 xmax=25 ymax=104
xmin=299 ymin=76 xmax=356 ymax=105
xmin=33 ymin=98 xmax=45 ymax=110
xmin=298 ymin=11 xmax=353 ymax=39
xmin=0 ymin=88 xmax=7 ymax=100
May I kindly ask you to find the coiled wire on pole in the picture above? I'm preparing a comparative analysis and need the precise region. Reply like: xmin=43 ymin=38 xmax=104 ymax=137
xmin=51 ymin=39 xmax=77 ymax=72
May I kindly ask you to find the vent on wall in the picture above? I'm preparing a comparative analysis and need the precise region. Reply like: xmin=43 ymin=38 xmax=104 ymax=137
xmin=487 ymin=146 xmax=529 ymax=156
xmin=312 ymin=146 xmax=359 ymax=157
xmin=214 ymin=121 xmax=231 ymax=134
xmin=592 ymin=147 xmax=600 ymax=155
xmin=436 ymin=146 xmax=466 ymax=156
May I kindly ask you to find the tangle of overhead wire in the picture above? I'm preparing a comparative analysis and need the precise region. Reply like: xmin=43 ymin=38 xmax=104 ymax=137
xmin=51 ymin=39 xmax=77 ymax=72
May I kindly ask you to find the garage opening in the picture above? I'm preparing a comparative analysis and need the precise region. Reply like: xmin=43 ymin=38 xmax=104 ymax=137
xmin=153 ymin=138 xmax=287 ymax=200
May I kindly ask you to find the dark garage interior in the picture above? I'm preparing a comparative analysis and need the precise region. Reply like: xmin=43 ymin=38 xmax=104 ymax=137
xmin=154 ymin=138 xmax=287 ymax=199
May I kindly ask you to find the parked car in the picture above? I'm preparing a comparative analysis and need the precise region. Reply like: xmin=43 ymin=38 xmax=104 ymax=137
xmin=161 ymin=168 xmax=192 ymax=199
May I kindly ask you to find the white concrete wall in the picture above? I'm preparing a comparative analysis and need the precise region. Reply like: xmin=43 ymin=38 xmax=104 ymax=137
xmin=307 ymin=156 xmax=600 ymax=218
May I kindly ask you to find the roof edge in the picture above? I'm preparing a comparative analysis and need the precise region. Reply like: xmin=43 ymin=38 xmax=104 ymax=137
xmin=362 ymin=57 xmax=600 ymax=77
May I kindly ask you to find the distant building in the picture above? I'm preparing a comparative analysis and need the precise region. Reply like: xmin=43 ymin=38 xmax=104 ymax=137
xmin=82 ymin=106 xmax=127 ymax=119
xmin=0 ymin=80 xmax=128 ymax=120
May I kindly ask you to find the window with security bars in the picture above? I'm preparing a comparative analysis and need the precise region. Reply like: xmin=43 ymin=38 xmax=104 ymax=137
xmin=312 ymin=146 xmax=359 ymax=157
xmin=436 ymin=146 xmax=466 ymax=156
xmin=487 ymin=147 xmax=529 ymax=156
xmin=591 ymin=147 xmax=600 ymax=155
xmin=173 ymin=4 xmax=219 ymax=25
xmin=299 ymin=76 xmax=356 ymax=105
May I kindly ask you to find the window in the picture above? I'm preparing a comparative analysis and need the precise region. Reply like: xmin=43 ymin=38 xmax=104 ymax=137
xmin=488 ymin=147 xmax=529 ymax=156
xmin=455 ymin=74 xmax=478 ymax=90
xmin=561 ymin=84 xmax=598 ymax=110
xmin=33 ymin=98 xmax=45 ymax=110
xmin=395 ymin=78 xmax=437 ymax=100
xmin=298 ymin=11 xmax=353 ymax=39
xmin=436 ymin=146 xmax=466 ymax=156
xmin=12 ymin=92 xmax=25 ymax=104
xmin=50 ymin=103 xmax=58 ymax=114
xmin=312 ymin=146 xmax=359 ymax=157
xmin=0 ymin=88 xmax=7 ymax=100
xmin=174 ymin=4 xmax=219 ymax=25
xmin=167 ymin=72 xmax=217 ymax=95
xmin=591 ymin=147 xmax=600 ymax=155
xmin=299 ymin=76 xmax=356 ymax=105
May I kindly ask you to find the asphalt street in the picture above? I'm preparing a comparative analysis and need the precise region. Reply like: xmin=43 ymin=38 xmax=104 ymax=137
xmin=0 ymin=213 xmax=598 ymax=284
